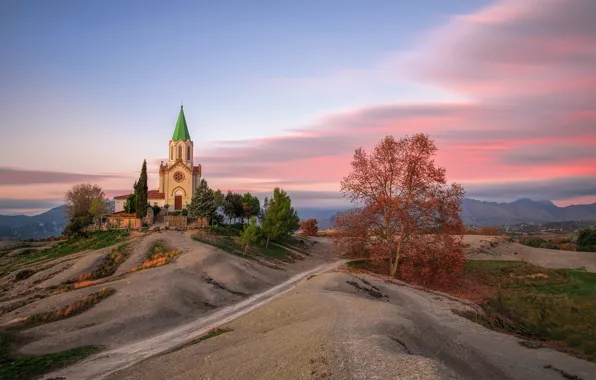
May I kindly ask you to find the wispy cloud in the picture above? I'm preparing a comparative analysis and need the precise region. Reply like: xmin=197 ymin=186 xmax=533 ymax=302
xmin=0 ymin=167 xmax=123 ymax=185
xmin=191 ymin=0 xmax=596 ymax=205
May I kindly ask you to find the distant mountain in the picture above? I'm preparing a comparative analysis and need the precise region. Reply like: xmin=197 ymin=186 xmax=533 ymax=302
xmin=298 ymin=199 xmax=596 ymax=228
xmin=0 ymin=206 xmax=67 ymax=240
xmin=295 ymin=208 xmax=347 ymax=230
xmin=0 ymin=200 xmax=115 ymax=240
xmin=461 ymin=198 xmax=596 ymax=226
xmin=2 ymin=199 xmax=594 ymax=239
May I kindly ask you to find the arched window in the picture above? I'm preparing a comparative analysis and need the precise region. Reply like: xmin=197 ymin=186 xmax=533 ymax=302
xmin=170 ymin=146 xmax=173 ymax=160
xmin=178 ymin=145 xmax=182 ymax=159
xmin=187 ymin=146 xmax=191 ymax=161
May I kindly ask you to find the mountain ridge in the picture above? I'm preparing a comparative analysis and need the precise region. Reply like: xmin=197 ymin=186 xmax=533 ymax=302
xmin=1 ymin=198 xmax=595 ymax=239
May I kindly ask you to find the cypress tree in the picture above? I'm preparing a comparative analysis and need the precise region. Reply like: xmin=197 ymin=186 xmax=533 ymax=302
xmin=135 ymin=160 xmax=148 ymax=218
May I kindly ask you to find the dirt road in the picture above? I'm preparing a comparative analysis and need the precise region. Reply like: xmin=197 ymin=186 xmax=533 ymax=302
xmin=44 ymin=260 xmax=345 ymax=380
xmin=100 ymin=272 xmax=596 ymax=380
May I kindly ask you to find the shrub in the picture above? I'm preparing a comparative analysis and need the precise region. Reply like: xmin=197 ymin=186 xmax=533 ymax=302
xmin=298 ymin=219 xmax=319 ymax=236
xmin=578 ymin=229 xmax=596 ymax=252
xmin=63 ymin=216 xmax=92 ymax=238
xmin=171 ymin=210 xmax=182 ymax=216
xmin=182 ymin=208 xmax=189 ymax=216
xmin=152 ymin=205 xmax=161 ymax=216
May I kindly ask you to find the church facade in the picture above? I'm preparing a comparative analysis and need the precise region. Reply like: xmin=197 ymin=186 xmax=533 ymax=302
xmin=114 ymin=106 xmax=201 ymax=212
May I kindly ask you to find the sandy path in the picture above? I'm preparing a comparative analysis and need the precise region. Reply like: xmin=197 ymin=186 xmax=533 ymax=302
xmin=102 ymin=272 xmax=596 ymax=380
xmin=44 ymin=260 xmax=345 ymax=380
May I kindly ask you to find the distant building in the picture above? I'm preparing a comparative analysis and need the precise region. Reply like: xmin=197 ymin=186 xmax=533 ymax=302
xmin=114 ymin=106 xmax=202 ymax=212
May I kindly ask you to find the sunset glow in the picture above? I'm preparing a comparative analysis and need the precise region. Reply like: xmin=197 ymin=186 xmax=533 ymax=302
xmin=1 ymin=0 xmax=595 ymax=214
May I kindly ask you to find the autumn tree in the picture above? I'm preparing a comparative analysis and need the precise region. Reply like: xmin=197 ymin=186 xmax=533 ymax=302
xmin=188 ymin=179 xmax=217 ymax=220
xmin=135 ymin=160 xmax=149 ymax=218
xmin=261 ymin=188 xmax=300 ymax=248
xmin=298 ymin=219 xmax=319 ymax=236
xmin=64 ymin=183 xmax=109 ymax=237
xmin=335 ymin=134 xmax=465 ymax=285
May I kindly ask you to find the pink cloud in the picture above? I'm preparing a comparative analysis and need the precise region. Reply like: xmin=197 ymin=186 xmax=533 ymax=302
xmin=191 ymin=0 xmax=596 ymax=205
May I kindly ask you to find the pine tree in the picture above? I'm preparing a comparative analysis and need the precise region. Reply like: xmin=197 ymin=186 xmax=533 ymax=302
xmin=262 ymin=188 xmax=299 ymax=248
xmin=188 ymin=179 xmax=217 ymax=219
xmin=135 ymin=160 xmax=148 ymax=218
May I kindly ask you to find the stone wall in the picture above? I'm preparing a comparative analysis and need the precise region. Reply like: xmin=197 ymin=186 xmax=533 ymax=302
xmin=107 ymin=214 xmax=141 ymax=229
xmin=188 ymin=217 xmax=210 ymax=228
xmin=143 ymin=208 xmax=154 ymax=226
xmin=164 ymin=215 xmax=188 ymax=229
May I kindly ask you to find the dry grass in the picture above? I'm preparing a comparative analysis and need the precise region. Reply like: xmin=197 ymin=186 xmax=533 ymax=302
xmin=128 ymin=241 xmax=181 ymax=272
xmin=24 ymin=288 xmax=115 ymax=327
xmin=65 ymin=243 xmax=131 ymax=284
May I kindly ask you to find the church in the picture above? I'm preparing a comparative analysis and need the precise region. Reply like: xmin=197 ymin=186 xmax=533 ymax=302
xmin=114 ymin=106 xmax=202 ymax=212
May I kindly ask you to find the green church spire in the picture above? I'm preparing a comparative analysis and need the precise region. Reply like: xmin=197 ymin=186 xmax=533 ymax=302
xmin=172 ymin=105 xmax=191 ymax=141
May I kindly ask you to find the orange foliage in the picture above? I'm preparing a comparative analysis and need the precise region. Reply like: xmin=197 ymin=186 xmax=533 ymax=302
xmin=128 ymin=247 xmax=181 ymax=273
xmin=334 ymin=134 xmax=465 ymax=286
xmin=298 ymin=219 xmax=319 ymax=236
xmin=26 ymin=288 xmax=115 ymax=325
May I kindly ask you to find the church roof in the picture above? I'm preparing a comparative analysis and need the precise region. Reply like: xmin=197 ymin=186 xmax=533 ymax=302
xmin=148 ymin=190 xmax=165 ymax=199
xmin=172 ymin=106 xmax=191 ymax=141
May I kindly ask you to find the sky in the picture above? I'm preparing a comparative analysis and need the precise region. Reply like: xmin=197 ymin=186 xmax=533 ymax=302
xmin=1 ymin=0 xmax=595 ymax=214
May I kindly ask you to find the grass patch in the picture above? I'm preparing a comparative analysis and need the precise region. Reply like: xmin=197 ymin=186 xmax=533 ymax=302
xmin=0 ymin=231 xmax=129 ymax=277
xmin=159 ymin=327 xmax=233 ymax=357
xmin=128 ymin=241 xmax=181 ymax=272
xmin=65 ymin=243 xmax=131 ymax=284
xmin=193 ymin=234 xmax=293 ymax=262
xmin=208 ymin=224 xmax=243 ymax=237
xmin=22 ymin=288 xmax=115 ymax=328
xmin=0 ymin=336 xmax=99 ymax=380
xmin=198 ymin=327 xmax=232 ymax=341
xmin=458 ymin=260 xmax=596 ymax=361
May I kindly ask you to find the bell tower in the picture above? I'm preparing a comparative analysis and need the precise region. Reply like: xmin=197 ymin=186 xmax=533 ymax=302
xmin=168 ymin=105 xmax=193 ymax=168
xmin=159 ymin=105 xmax=202 ymax=210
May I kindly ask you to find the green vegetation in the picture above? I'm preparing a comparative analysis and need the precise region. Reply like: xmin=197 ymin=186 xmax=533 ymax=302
xmin=459 ymin=260 xmax=596 ymax=361
xmin=520 ymin=237 xmax=577 ymax=251
xmin=193 ymin=234 xmax=293 ymax=262
xmin=134 ymin=160 xmax=149 ymax=219
xmin=578 ymin=229 xmax=596 ymax=252
xmin=0 ymin=231 xmax=129 ymax=277
xmin=188 ymin=179 xmax=218 ymax=220
xmin=0 ymin=334 xmax=100 ymax=380
xmin=208 ymin=224 xmax=244 ymax=236
xmin=198 ymin=327 xmax=232 ymax=341
xmin=124 ymin=193 xmax=137 ymax=214
xmin=261 ymin=188 xmax=300 ymax=248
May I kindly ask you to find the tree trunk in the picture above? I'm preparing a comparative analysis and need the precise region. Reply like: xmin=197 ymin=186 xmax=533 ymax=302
xmin=244 ymin=243 xmax=248 ymax=256
xmin=390 ymin=225 xmax=405 ymax=278
xmin=266 ymin=236 xmax=270 ymax=249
